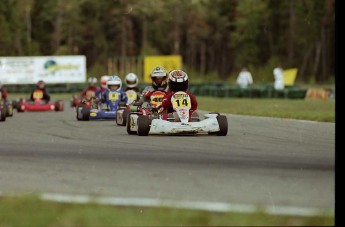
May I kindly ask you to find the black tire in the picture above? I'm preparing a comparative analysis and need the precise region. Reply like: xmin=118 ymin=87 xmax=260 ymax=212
xmin=81 ymin=107 xmax=90 ymax=121
xmin=122 ymin=109 xmax=129 ymax=126
xmin=6 ymin=104 xmax=13 ymax=117
xmin=76 ymin=107 xmax=83 ymax=120
xmin=126 ymin=114 xmax=137 ymax=135
xmin=216 ymin=115 xmax=228 ymax=136
xmin=55 ymin=101 xmax=60 ymax=111
xmin=0 ymin=108 xmax=6 ymax=121
xmin=12 ymin=100 xmax=18 ymax=109
xmin=137 ymin=115 xmax=150 ymax=136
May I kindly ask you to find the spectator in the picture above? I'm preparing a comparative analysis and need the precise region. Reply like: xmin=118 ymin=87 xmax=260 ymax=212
xmin=273 ymin=65 xmax=285 ymax=90
xmin=236 ymin=67 xmax=253 ymax=88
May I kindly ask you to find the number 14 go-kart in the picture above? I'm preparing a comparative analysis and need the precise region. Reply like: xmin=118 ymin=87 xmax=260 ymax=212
xmin=16 ymin=90 xmax=64 ymax=112
xmin=127 ymin=91 xmax=228 ymax=136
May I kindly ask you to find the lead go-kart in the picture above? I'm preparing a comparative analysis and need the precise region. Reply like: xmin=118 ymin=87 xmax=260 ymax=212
xmin=76 ymin=92 xmax=127 ymax=121
xmin=127 ymin=91 xmax=228 ymax=136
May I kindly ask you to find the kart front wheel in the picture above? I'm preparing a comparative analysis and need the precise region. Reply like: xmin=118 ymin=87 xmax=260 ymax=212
xmin=216 ymin=115 xmax=228 ymax=136
xmin=81 ymin=107 xmax=90 ymax=121
xmin=127 ymin=114 xmax=137 ymax=135
xmin=137 ymin=115 xmax=150 ymax=136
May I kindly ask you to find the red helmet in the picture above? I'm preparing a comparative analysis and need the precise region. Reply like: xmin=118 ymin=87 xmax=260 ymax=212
xmin=36 ymin=80 xmax=46 ymax=89
xmin=168 ymin=70 xmax=189 ymax=92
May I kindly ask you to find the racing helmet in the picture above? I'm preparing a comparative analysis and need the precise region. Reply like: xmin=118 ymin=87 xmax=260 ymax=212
xmin=125 ymin=73 xmax=139 ymax=88
xmin=36 ymin=80 xmax=46 ymax=89
xmin=88 ymin=77 xmax=98 ymax=87
xmin=107 ymin=75 xmax=122 ymax=91
xmin=100 ymin=75 xmax=110 ymax=89
xmin=168 ymin=70 xmax=189 ymax=92
xmin=151 ymin=66 xmax=168 ymax=90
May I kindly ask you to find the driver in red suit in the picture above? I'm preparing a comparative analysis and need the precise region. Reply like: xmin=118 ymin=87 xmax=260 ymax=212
xmin=30 ymin=80 xmax=50 ymax=103
xmin=161 ymin=70 xmax=198 ymax=115
xmin=0 ymin=81 xmax=8 ymax=101
xmin=81 ymin=77 xmax=99 ymax=100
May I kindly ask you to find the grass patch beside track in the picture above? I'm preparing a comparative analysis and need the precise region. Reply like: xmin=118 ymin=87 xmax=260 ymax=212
xmin=9 ymin=93 xmax=335 ymax=122
xmin=0 ymin=196 xmax=334 ymax=226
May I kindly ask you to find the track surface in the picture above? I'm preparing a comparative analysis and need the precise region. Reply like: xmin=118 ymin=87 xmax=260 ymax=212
xmin=0 ymin=102 xmax=334 ymax=212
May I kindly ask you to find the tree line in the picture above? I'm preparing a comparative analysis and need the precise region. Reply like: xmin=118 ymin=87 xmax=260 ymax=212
xmin=0 ymin=0 xmax=335 ymax=83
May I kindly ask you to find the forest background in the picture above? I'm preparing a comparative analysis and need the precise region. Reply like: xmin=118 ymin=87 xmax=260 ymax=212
xmin=0 ymin=0 xmax=335 ymax=84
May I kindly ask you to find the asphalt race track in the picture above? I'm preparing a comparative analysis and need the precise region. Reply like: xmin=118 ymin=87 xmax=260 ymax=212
xmin=0 ymin=102 xmax=335 ymax=214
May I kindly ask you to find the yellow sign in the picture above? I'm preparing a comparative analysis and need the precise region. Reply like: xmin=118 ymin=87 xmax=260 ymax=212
xmin=144 ymin=55 xmax=182 ymax=83
xmin=283 ymin=68 xmax=298 ymax=86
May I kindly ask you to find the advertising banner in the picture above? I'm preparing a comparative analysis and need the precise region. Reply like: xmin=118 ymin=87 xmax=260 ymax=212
xmin=0 ymin=55 xmax=86 ymax=84
xmin=143 ymin=55 xmax=182 ymax=83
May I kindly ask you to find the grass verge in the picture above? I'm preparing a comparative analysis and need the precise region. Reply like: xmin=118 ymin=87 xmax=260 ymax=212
xmin=0 ymin=195 xmax=334 ymax=226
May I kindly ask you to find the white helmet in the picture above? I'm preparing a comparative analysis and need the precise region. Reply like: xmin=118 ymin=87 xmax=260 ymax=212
xmin=125 ymin=73 xmax=139 ymax=88
xmin=107 ymin=75 xmax=122 ymax=91
xmin=88 ymin=77 xmax=98 ymax=85
xmin=100 ymin=75 xmax=110 ymax=89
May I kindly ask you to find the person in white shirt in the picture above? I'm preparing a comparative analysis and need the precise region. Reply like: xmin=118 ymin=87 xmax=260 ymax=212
xmin=273 ymin=65 xmax=284 ymax=90
xmin=236 ymin=67 xmax=253 ymax=88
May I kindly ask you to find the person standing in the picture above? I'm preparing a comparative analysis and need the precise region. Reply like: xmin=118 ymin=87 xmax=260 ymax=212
xmin=273 ymin=65 xmax=285 ymax=90
xmin=236 ymin=67 xmax=253 ymax=88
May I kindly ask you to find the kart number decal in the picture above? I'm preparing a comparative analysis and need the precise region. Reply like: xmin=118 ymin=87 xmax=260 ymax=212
xmin=127 ymin=92 xmax=137 ymax=100
xmin=90 ymin=112 xmax=97 ymax=117
xmin=109 ymin=92 xmax=119 ymax=101
xmin=150 ymin=94 xmax=164 ymax=106
xmin=172 ymin=93 xmax=191 ymax=109
xmin=33 ymin=91 xmax=43 ymax=99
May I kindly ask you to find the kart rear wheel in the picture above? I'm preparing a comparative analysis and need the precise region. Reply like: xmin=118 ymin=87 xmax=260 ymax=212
xmin=137 ymin=115 xmax=150 ymax=136
xmin=6 ymin=104 xmax=13 ymax=117
xmin=126 ymin=114 xmax=137 ymax=135
xmin=122 ymin=109 xmax=129 ymax=126
xmin=82 ymin=107 xmax=90 ymax=121
xmin=0 ymin=108 xmax=6 ymax=121
xmin=216 ymin=115 xmax=228 ymax=136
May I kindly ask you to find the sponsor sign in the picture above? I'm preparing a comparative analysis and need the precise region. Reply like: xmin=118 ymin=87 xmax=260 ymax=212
xmin=143 ymin=55 xmax=182 ymax=83
xmin=0 ymin=55 xmax=86 ymax=84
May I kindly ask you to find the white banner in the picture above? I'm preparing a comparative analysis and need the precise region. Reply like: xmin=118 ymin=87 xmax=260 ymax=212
xmin=0 ymin=55 xmax=86 ymax=84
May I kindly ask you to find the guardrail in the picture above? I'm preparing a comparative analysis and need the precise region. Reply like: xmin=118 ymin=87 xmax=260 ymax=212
xmin=4 ymin=83 xmax=333 ymax=99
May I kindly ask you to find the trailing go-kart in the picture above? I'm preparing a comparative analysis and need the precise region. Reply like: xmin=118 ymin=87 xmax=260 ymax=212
xmin=16 ymin=90 xmax=64 ymax=112
xmin=128 ymin=91 xmax=228 ymax=136
xmin=70 ymin=90 xmax=96 ymax=108
xmin=114 ymin=89 xmax=141 ymax=126
xmin=121 ymin=90 xmax=166 ymax=130
xmin=0 ymin=99 xmax=13 ymax=118
xmin=76 ymin=92 xmax=127 ymax=121
xmin=0 ymin=101 xmax=7 ymax=122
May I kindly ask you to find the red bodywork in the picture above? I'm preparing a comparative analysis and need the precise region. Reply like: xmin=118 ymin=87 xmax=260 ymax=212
xmin=18 ymin=90 xmax=64 ymax=112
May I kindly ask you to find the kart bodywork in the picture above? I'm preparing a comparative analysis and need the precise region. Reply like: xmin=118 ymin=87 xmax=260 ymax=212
xmin=76 ymin=91 xmax=126 ymax=121
xmin=127 ymin=91 xmax=228 ymax=136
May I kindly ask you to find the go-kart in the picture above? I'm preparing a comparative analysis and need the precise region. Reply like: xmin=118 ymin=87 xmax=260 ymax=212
xmin=16 ymin=90 xmax=64 ymax=112
xmin=120 ymin=91 xmax=166 ymax=129
xmin=71 ymin=90 xmax=96 ymax=108
xmin=0 ymin=101 xmax=7 ymax=122
xmin=128 ymin=91 xmax=228 ymax=136
xmin=1 ymin=99 xmax=13 ymax=117
xmin=76 ymin=91 xmax=127 ymax=121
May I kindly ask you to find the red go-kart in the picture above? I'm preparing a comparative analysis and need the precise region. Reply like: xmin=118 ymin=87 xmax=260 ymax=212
xmin=17 ymin=90 xmax=64 ymax=112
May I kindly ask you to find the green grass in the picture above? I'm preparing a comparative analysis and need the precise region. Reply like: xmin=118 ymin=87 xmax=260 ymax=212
xmin=9 ymin=93 xmax=335 ymax=122
xmin=197 ymin=97 xmax=335 ymax=122
xmin=0 ymin=196 xmax=334 ymax=226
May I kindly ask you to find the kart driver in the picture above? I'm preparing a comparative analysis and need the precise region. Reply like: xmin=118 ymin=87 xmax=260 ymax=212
xmin=101 ymin=75 xmax=128 ymax=105
xmin=124 ymin=73 xmax=141 ymax=104
xmin=81 ymin=77 xmax=98 ymax=100
xmin=0 ymin=81 xmax=8 ymax=101
xmin=161 ymin=70 xmax=198 ymax=115
xmin=95 ymin=75 xmax=110 ymax=99
xmin=30 ymin=80 xmax=50 ymax=103
xmin=138 ymin=66 xmax=169 ymax=104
